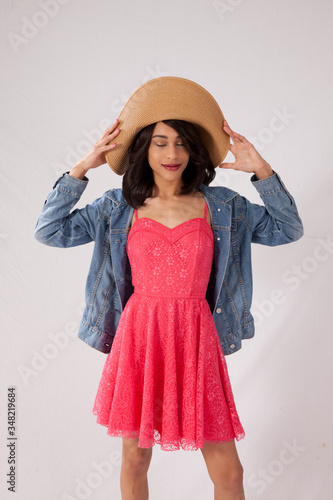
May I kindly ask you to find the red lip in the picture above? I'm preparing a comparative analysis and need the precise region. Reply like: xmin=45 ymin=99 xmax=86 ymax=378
xmin=162 ymin=164 xmax=181 ymax=167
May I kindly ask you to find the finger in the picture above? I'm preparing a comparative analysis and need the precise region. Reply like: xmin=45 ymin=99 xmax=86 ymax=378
xmin=227 ymin=129 xmax=244 ymax=143
xmin=102 ymin=127 xmax=120 ymax=146
xmin=102 ymin=142 xmax=117 ymax=152
xmin=219 ymin=162 xmax=235 ymax=169
xmin=223 ymin=120 xmax=248 ymax=143
xmin=223 ymin=122 xmax=242 ymax=143
xmin=102 ymin=119 xmax=119 ymax=138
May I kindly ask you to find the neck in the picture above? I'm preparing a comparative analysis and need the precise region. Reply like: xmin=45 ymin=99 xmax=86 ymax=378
xmin=152 ymin=179 xmax=184 ymax=200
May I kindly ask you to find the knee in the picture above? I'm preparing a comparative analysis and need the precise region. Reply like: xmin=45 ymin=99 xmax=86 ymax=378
xmin=230 ymin=463 xmax=244 ymax=486
xmin=122 ymin=448 xmax=152 ymax=476
xmin=217 ymin=463 xmax=244 ymax=491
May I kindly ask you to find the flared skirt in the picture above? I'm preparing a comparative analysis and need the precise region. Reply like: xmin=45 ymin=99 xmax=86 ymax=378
xmin=93 ymin=292 xmax=245 ymax=451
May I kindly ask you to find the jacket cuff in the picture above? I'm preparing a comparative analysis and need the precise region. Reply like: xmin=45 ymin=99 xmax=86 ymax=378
xmin=250 ymin=170 xmax=288 ymax=195
xmin=52 ymin=172 xmax=89 ymax=197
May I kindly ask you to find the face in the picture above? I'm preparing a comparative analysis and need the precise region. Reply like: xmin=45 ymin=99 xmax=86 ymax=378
xmin=147 ymin=122 xmax=190 ymax=185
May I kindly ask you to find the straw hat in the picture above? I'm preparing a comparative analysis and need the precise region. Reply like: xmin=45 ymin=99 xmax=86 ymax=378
xmin=105 ymin=76 xmax=229 ymax=175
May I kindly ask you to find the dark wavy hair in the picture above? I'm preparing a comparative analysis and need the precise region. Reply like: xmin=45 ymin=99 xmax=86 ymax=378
xmin=122 ymin=120 xmax=216 ymax=208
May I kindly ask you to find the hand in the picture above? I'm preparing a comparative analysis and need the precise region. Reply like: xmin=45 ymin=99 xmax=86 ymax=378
xmin=220 ymin=120 xmax=274 ymax=179
xmin=69 ymin=119 xmax=120 ymax=179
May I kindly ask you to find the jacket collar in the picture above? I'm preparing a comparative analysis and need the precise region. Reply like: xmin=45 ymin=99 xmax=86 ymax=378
xmin=105 ymin=184 xmax=237 ymax=205
xmin=105 ymin=188 xmax=128 ymax=205
xmin=199 ymin=183 xmax=237 ymax=204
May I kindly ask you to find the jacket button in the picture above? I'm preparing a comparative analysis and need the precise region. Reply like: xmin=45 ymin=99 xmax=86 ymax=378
xmin=216 ymin=308 xmax=222 ymax=313
xmin=229 ymin=344 xmax=236 ymax=349
xmin=216 ymin=237 xmax=220 ymax=241
xmin=218 ymin=208 xmax=221 ymax=211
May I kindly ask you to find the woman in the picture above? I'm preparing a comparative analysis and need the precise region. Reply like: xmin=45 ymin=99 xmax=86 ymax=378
xmin=34 ymin=77 xmax=303 ymax=500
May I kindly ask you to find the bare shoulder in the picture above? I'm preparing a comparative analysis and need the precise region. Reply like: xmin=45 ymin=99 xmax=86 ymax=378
xmin=192 ymin=190 xmax=205 ymax=198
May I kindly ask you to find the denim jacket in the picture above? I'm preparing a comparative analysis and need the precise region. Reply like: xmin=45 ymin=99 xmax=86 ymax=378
xmin=34 ymin=171 xmax=303 ymax=355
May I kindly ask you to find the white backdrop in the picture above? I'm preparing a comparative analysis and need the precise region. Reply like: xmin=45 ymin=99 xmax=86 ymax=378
xmin=1 ymin=1 xmax=332 ymax=499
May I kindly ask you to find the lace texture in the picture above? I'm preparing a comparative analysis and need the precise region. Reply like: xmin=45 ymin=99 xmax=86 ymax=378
xmin=93 ymin=206 xmax=245 ymax=451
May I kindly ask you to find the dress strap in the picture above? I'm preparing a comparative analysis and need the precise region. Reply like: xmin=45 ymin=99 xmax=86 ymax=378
xmin=134 ymin=208 xmax=138 ymax=221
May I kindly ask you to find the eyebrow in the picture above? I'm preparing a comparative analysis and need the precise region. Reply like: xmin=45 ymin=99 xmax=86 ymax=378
xmin=151 ymin=134 xmax=181 ymax=139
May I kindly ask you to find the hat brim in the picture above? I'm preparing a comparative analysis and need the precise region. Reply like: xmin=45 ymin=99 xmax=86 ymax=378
xmin=105 ymin=77 xmax=230 ymax=175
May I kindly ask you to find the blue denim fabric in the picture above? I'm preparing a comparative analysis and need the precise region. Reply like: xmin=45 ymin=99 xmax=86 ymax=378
xmin=34 ymin=171 xmax=303 ymax=355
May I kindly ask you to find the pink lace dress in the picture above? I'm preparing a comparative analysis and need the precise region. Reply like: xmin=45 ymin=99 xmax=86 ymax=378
xmin=92 ymin=199 xmax=245 ymax=451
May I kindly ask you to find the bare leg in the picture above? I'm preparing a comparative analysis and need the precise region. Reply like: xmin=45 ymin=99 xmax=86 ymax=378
xmin=200 ymin=439 xmax=245 ymax=500
xmin=120 ymin=437 xmax=153 ymax=500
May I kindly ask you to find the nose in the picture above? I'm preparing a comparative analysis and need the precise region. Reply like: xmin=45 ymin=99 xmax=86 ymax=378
xmin=166 ymin=144 xmax=178 ymax=160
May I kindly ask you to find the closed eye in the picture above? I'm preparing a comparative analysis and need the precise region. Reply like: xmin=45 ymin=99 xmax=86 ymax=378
xmin=155 ymin=143 xmax=185 ymax=147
